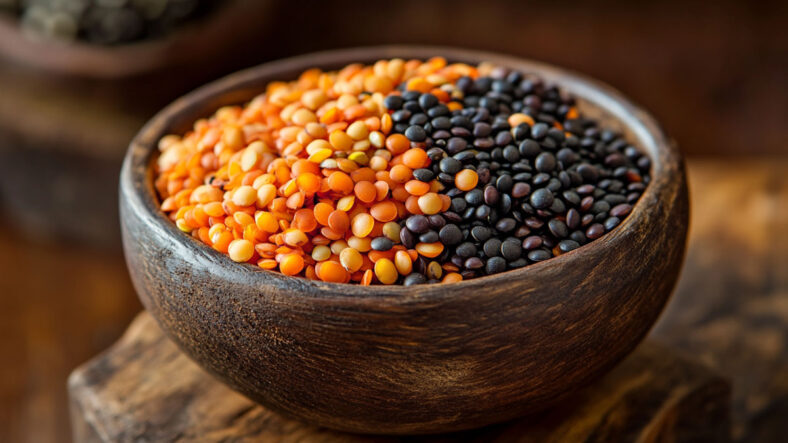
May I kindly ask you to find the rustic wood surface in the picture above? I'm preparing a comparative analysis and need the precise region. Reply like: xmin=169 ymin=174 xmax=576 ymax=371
xmin=119 ymin=47 xmax=688 ymax=434
xmin=0 ymin=158 xmax=783 ymax=442
xmin=652 ymin=159 xmax=788 ymax=441
xmin=68 ymin=312 xmax=731 ymax=443
xmin=0 ymin=232 xmax=141 ymax=443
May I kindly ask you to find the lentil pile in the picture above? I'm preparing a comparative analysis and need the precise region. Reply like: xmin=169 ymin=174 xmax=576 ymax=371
xmin=154 ymin=58 xmax=650 ymax=285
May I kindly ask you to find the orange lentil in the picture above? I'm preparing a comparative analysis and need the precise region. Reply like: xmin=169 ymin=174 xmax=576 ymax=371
xmin=329 ymin=130 xmax=353 ymax=151
xmin=232 ymin=185 xmax=257 ymax=207
xmin=439 ymin=194 xmax=452 ymax=212
xmin=327 ymin=210 xmax=349 ymax=233
xmin=406 ymin=77 xmax=432 ymax=93
xmin=380 ymin=113 xmax=392 ymax=134
xmin=292 ymin=209 xmax=317 ymax=232
xmin=368 ymin=154 xmax=387 ymax=171
xmin=404 ymin=195 xmax=422 ymax=214
xmin=391 ymin=185 xmax=410 ymax=201
xmin=321 ymin=226 xmax=343 ymax=240
xmin=280 ymin=254 xmax=305 ymax=275
xmin=361 ymin=269 xmax=374 ymax=285
xmin=233 ymin=211 xmax=254 ymax=228
xmin=255 ymin=211 xmax=279 ymax=233
xmin=296 ymin=172 xmax=321 ymax=194
xmin=385 ymin=134 xmax=410 ymax=155
xmin=404 ymin=180 xmax=430 ymax=196
xmin=203 ymin=201 xmax=225 ymax=217
xmin=373 ymin=180 xmax=389 ymax=200
xmin=442 ymin=272 xmax=463 ymax=283
xmin=350 ymin=167 xmax=376 ymax=183
xmin=336 ymin=195 xmax=355 ymax=211
xmin=402 ymin=148 xmax=428 ymax=169
xmin=317 ymin=260 xmax=348 ymax=283
xmin=337 ymin=158 xmax=359 ymax=173
xmin=212 ymin=231 xmax=233 ymax=253
xmin=415 ymin=242 xmax=444 ymax=258
xmin=353 ymin=181 xmax=376 ymax=203
xmin=370 ymin=201 xmax=398 ymax=222
xmin=304 ymin=265 xmax=317 ymax=280
xmin=258 ymin=259 xmax=278 ymax=270
xmin=327 ymin=171 xmax=354 ymax=193
xmin=313 ymin=202 xmax=333 ymax=225
xmin=367 ymin=249 xmax=394 ymax=263
xmin=447 ymin=102 xmax=463 ymax=112
xmin=389 ymin=164 xmax=412 ymax=183
xmin=455 ymin=169 xmax=479 ymax=191
xmin=285 ymin=191 xmax=305 ymax=209
xmin=197 ymin=227 xmax=211 ymax=243
xmin=311 ymin=245 xmax=331 ymax=261
xmin=507 ymin=113 xmax=535 ymax=127
xmin=256 ymin=184 xmax=277 ymax=207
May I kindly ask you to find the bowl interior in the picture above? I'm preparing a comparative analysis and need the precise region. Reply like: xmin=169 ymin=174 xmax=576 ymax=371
xmin=124 ymin=45 xmax=675 ymax=299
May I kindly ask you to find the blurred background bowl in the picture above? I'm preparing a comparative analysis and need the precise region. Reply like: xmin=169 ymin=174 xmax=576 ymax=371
xmin=0 ymin=1 xmax=274 ymax=247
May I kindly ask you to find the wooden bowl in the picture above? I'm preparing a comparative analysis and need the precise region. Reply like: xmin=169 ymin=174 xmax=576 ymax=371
xmin=120 ymin=46 xmax=689 ymax=435
xmin=0 ymin=2 xmax=272 ymax=79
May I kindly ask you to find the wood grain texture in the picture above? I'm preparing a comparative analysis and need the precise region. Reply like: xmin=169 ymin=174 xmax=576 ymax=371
xmin=68 ymin=313 xmax=730 ymax=443
xmin=653 ymin=159 xmax=788 ymax=441
xmin=0 ymin=224 xmax=141 ymax=443
xmin=119 ymin=47 xmax=689 ymax=434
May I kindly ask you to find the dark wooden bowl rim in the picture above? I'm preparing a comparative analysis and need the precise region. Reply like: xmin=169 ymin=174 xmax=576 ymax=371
xmin=124 ymin=45 xmax=678 ymax=302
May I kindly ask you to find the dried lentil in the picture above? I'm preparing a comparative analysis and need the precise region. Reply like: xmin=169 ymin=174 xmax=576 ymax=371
xmin=156 ymin=58 xmax=649 ymax=285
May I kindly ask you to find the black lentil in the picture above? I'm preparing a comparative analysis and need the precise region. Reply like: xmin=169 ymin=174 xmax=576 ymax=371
xmin=405 ymin=215 xmax=429 ymax=234
xmin=439 ymin=224 xmax=463 ymax=245
xmin=403 ymin=273 xmax=427 ymax=286
xmin=370 ymin=237 xmax=393 ymax=251
xmin=382 ymin=66 xmax=651 ymax=282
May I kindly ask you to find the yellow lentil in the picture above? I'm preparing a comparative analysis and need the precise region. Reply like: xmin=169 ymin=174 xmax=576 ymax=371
xmin=232 ymin=185 xmax=257 ymax=207
xmin=339 ymin=247 xmax=363 ymax=272
xmin=228 ymin=239 xmax=254 ymax=262
xmin=374 ymin=258 xmax=398 ymax=284
xmin=311 ymin=245 xmax=331 ymax=262
xmin=394 ymin=250 xmax=413 ymax=275
xmin=417 ymin=192 xmax=443 ymax=215
xmin=346 ymin=121 xmax=369 ymax=140
xmin=351 ymin=213 xmax=375 ymax=238
xmin=382 ymin=222 xmax=401 ymax=242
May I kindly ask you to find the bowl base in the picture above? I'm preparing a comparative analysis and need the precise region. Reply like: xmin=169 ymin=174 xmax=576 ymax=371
xmin=68 ymin=312 xmax=730 ymax=441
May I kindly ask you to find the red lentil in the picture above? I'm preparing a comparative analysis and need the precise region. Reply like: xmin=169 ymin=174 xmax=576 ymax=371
xmin=156 ymin=58 xmax=484 ymax=284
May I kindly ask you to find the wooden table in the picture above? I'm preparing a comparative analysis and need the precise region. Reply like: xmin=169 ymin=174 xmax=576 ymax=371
xmin=652 ymin=159 xmax=788 ymax=441
xmin=0 ymin=158 xmax=785 ymax=442
xmin=68 ymin=314 xmax=731 ymax=442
